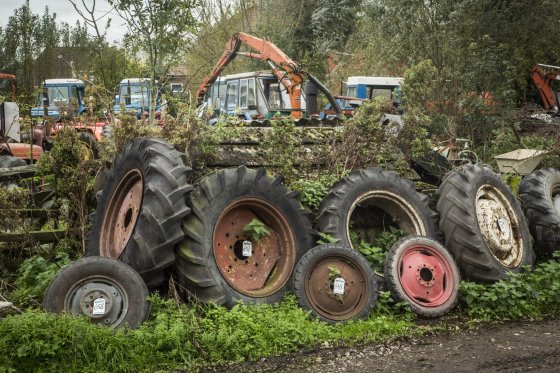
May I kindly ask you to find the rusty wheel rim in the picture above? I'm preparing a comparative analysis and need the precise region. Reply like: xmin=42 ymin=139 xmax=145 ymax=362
xmin=345 ymin=190 xmax=427 ymax=250
xmin=398 ymin=244 xmax=455 ymax=307
xmin=304 ymin=254 xmax=369 ymax=321
xmin=213 ymin=198 xmax=296 ymax=297
xmin=100 ymin=169 xmax=144 ymax=258
xmin=475 ymin=184 xmax=523 ymax=268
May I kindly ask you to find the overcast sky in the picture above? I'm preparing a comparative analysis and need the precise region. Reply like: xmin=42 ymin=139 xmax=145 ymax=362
xmin=1 ymin=0 xmax=126 ymax=43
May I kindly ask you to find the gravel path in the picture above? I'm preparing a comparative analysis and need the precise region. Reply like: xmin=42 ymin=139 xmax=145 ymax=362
xmin=205 ymin=318 xmax=560 ymax=372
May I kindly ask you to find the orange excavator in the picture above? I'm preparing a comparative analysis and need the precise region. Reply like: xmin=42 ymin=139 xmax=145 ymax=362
xmin=531 ymin=64 xmax=560 ymax=114
xmin=196 ymin=32 xmax=342 ymax=119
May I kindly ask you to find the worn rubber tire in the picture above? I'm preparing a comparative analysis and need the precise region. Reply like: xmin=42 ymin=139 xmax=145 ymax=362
xmin=519 ymin=168 xmax=560 ymax=253
xmin=87 ymin=137 xmax=192 ymax=289
xmin=174 ymin=166 xmax=315 ymax=308
xmin=43 ymin=256 xmax=150 ymax=329
xmin=293 ymin=243 xmax=378 ymax=324
xmin=0 ymin=155 xmax=27 ymax=168
xmin=436 ymin=163 xmax=535 ymax=282
xmin=384 ymin=236 xmax=460 ymax=318
xmin=78 ymin=131 xmax=100 ymax=159
xmin=316 ymin=168 xmax=440 ymax=248
xmin=101 ymin=124 xmax=113 ymax=140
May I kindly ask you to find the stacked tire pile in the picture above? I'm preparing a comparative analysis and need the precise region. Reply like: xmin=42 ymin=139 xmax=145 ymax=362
xmin=43 ymin=137 xmax=560 ymax=328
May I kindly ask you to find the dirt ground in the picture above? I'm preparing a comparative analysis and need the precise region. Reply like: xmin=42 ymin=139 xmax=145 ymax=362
xmin=205 ymin=318 xmax=560 ymax=372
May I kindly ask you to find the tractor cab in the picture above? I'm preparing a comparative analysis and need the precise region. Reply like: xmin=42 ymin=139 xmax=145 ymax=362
xmin=113 ymin=78 xmax=162 ymax=120
xmin=200 ymin=71 xmax=305 ymax=123
xmin=31 ymin=79 xmax=86 ymax=120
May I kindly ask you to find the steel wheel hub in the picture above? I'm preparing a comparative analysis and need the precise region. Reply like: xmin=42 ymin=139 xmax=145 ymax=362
xmin=398 ymin=245 xmax=454 ymax=307
xmin=66 ymin=279 xmax=127 ymax=327
xmin=305 ymin=255 xmax=368 ymax=321
xmin=475 ymin=185 xmax=522 ymax=267
xmin=100 ymin=169 xmax=143 ymax=258
xmin=213 ymin=198 xmax=295 ymax=297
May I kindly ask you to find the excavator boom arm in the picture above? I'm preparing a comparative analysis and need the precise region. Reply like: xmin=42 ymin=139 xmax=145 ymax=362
xmin=195 ymin=32 xmax=342 ymax=118
xmin=531 ymin=64 xmax=560 ymax=113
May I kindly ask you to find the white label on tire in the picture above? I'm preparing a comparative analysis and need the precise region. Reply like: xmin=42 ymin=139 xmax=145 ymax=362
xmin=92 ymin=298 xmax=106 ymax=315
xmin=242 ymin=240 xmax=253 ymax=257
xmin=333 ymin=277 xmax=345 ymax=295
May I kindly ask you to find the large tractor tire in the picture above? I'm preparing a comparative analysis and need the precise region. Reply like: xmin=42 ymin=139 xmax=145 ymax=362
xmin=384 ymin=236 xmax=460 ymax=318
xmin=87 ymin=137 xmax=192 ymax=289
xmin=518 ymin=168 xmax=560 ymax=253
xmin=293 ymin=243 xmax=378 ymax=324
xmin=174 ymin=166 xmax=315 ymax=308
xmin=436 ymin=163 xmax=535 ymax=282
xmin=43 ymin=256 xmax=150 ymax=329
xmin=78 ymin=131 xmax=100 ymax=160
xmin=316 ymin=168 xmax=440 ymax=253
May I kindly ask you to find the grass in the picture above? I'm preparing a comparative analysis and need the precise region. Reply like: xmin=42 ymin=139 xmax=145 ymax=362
xmin=3 ymin=256 xmax=560 ymax=372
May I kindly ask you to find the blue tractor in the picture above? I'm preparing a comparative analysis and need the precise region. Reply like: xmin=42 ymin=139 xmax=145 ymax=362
xmin=113 ymin=78 xmax=162 ymax=120
xmin=31 ymin=79 xmax=86 ymax=120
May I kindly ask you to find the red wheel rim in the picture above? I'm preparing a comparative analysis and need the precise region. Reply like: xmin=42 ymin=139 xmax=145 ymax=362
xmin=398 ymin=244 xmax=455 ymax=307
xmin=100 ymin=169 xmax=144 ymax=258
xmin=212 ymin=198 xmax=296 ymax=297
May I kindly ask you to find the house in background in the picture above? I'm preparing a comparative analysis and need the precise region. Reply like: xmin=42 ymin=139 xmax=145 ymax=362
xmin=166 ymin=64 xmax=188 ymax=95
xmin=33 ymin=47 xmax=91 ymax=87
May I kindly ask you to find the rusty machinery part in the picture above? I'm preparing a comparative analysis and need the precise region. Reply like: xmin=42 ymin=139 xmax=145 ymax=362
xmin=87 ymin=137 xmax=192 ymax=289
xmin=43 ymin=256 xmax=150 ymax=329
xmin=519 ymin=168 xmax=560 ymax=254
xmin=174 ymin=166 xmax=315 ymax=308
xmin=316 ymin=168 xmax=440 ymax=258
xmin=78 ymin=131 xmax=100 ymax=160
xmin=293 ymin=243 xmax=378 ymax=324
xmin=436 ymin=163 xmax=535 ymax=282
xmin=384 ymin=236 xmax=460 ymax=318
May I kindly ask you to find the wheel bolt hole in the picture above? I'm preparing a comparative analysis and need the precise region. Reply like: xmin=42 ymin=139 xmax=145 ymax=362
xmin=255 ymin=262 xmax=258 ymax=267
xmin=123 ymin=208 xmax=133 ymax=228
xmin=419 ymin=267 xmax=433 ymax=282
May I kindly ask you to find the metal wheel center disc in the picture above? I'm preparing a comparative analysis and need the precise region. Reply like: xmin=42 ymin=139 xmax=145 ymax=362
xmin=69 ymin=281 xmax=123 ymax=325
xmin=475 ymin=185 xmax=523 ymax=267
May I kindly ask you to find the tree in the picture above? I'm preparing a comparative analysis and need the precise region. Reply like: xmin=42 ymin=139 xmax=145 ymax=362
xmin=109 ymin=0 xmax=198 ymax=123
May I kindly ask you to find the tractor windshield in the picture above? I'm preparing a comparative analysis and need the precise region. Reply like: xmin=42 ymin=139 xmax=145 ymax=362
xmin=119 ymin=84 xmax=150 ymax=108
xmin=39 ymin=86 xmax=70 ymax=107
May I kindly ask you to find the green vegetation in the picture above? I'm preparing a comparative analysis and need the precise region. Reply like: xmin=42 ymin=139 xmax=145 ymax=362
xmin=242 ymin=219 xmax=270 ymax=242
xmin=0 ymin=295 xmax=416 ymax=372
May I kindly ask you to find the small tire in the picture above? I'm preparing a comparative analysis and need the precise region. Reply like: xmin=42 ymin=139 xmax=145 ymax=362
xmin=43 ymin=256 xmax=150 ymax=329
xmin=518 ymin=168 xmax=560 ymax=254
xmin=436 ymin=163 xmax=535 ymax=282
xmin=293 ymin=243 xmax=378 ymax=323
xmin=174 ymin=166 xmax=315 ymax=307
xmin=78 ymin=131 xmax=100 ymax=159
xmin=87 ymin=137 xmax=192 ymax=289
xmin=0 ymin=155 xmax=27 ymax=168
xmin=316 ymin=168 xmax=440 ymax=248
xmin=384 ymin=236 xmax=460 ymax=318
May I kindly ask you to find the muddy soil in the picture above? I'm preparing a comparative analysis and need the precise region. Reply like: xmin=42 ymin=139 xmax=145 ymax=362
xmin=205 ymin=318 xmax=560 ymax=373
